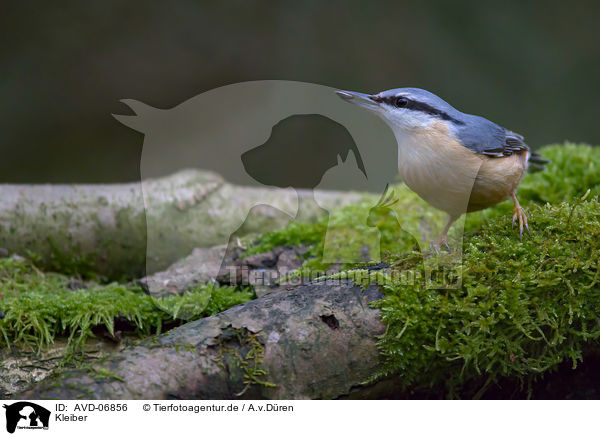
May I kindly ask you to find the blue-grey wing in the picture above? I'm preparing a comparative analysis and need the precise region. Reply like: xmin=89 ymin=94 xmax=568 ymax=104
xmin=455 ymin=114 xmax=549 ymax=171
xmin=456 ymin=115 xmax=529 ymax=157
xmin=480 ymin=129 xmax=530 ymax=157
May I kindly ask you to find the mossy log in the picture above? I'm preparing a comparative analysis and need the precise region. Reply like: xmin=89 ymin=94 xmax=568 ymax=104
xmin=21 ymin=281 xmax=385 ymax=400
xmin=0 ymin=170 xmax=363 ymax=279
xmin=0 ymin=338 xmax=126 ymax=398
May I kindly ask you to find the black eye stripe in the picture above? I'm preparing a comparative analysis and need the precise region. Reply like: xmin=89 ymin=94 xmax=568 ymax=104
xmin=381 ymin=96 xmax=465 ymax=125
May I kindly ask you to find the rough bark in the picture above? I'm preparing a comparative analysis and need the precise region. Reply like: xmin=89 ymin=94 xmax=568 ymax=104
xmin=0 ymin=170 xmax=364 ymax=279
xmin=138 ymin=245 xmax=229 ymax=297
xmin=21 ymin=281 xmax=386 ymax=400
xmin=0 ymin=338 xmax=127 ymax=398
xmin=138 ymin=243 xmax=307 ymax=298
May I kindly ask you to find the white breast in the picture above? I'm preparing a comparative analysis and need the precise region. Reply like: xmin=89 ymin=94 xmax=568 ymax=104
xmin=392 ymin=122 xmax=484 ymax=217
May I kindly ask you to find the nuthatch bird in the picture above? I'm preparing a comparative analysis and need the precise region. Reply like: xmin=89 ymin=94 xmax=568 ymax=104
xmin=336 ymin=87 xmax=549 ymax=248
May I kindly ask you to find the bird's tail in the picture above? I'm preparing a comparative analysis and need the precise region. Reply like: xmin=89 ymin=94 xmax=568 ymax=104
xmin=528 ymin=152 xmax=551 ymax=173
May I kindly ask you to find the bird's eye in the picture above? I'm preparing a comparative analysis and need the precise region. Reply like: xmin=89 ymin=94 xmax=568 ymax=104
xmin=395 ymin=97 xmax=408 ymax=108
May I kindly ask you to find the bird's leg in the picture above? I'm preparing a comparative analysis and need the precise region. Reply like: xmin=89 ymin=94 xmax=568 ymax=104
xmin=431 ymin=215 xmax=458 ymax=254
xmin=511 ymin=192 xmax=530 ymax=240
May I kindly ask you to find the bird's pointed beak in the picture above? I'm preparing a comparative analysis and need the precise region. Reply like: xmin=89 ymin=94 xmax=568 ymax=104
xmin=335 ymin=90 xmax=380 ymax=111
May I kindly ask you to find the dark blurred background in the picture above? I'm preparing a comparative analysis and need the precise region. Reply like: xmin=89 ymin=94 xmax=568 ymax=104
xmin=1 ymin=1 xmax=598 ymax=183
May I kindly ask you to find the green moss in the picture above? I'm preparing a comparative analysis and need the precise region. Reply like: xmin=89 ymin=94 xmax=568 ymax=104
xmin=247 ymin=143 xmax=600 ymax=397
xmin=216 ymin=328 xmax=276 ymax=391
xmin=154 ymin=284 xmax=254 ymax=321
xmin=367 ymin=197 xmax=600 ymax=397
xmin=86 ymin=366 xmax=125 ymax=382
xmin=244 ymin=220 xmax=326 ymax=257
xmin=520 ymin=143 xmax=600 ymax=204
xmin=0 ymin=257 xmax=254 ymax=361
xmin=29 ymin=236 xmax=100 ymax=280
xmin=247 ymin=186 xmax=425 ymax=276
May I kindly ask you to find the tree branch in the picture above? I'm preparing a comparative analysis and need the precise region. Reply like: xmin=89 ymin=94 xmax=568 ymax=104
xmin=21 ymin=281 xmax=385 ymax=399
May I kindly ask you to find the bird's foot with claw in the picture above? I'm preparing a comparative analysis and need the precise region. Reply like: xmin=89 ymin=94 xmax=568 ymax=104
xmin=512 ymin=205 xmax=530 ymax=241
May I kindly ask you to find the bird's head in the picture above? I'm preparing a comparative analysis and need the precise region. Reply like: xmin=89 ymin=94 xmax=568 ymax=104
xmin=336 ymin=87 xmax=465 ymax=133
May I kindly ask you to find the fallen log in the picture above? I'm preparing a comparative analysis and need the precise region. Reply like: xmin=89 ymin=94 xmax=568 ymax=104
xmin=21 ymin=281 xmax=386 ymax=399
xmin=0 ymin=170 xmax=364 ymax=279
